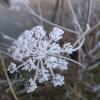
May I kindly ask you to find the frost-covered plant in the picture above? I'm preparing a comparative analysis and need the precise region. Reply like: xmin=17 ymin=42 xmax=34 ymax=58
xmin=7 ymin=26 xmax=74 ymax=93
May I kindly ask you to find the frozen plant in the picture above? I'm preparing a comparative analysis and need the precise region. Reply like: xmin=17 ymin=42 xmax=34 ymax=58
xmin=8 ymin=26 xmax=74 ymax=93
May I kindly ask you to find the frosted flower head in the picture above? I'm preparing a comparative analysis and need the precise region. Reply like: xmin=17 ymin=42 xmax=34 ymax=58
xmin=63 ymin=43 xmax=73 ymax=54
xmin=49 ymin=27 xmax=64 ymax=41
xmin=8 ymin=26 xmax=74 ymax=93
xmin=53 ymin=74 xmax=64 ymax=87
xmin=32 ymin=26 xmax=46 ymax=39
xmin=26 ymin=78 xmax=37 ymax=93
xmin=7 ymin=62 xmax=17 ymax=73
xmin=38 ymin=68 xmax=50 ymax=83
xmin=21 ymin=58 xmax=37 ymax=71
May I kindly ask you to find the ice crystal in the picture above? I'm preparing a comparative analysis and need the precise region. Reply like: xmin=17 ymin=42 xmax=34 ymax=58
xmin=53 ymin=74 xmax=64 ymax=87
xmin=26 ymin=78 xmax=37 ymax=93
xmin=50 ymin=27 xmax=64 ymax=41
xmin=8 ymin=26 xmax=74 ymax=93
xmin=7 ymin=62 xmax=17 ymax=73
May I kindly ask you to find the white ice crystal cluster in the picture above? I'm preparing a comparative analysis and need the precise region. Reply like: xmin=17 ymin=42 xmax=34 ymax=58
xmin=7 ymin=26 xmax=73 ymax=93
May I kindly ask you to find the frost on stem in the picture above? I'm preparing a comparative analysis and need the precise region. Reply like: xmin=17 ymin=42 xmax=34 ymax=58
xmin=8 ymin=26 xmax=74 ymax=93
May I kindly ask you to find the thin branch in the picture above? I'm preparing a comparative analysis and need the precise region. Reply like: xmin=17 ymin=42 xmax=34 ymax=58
xmin=0 ymin=54 xmax=18 ymax=100
xmin=0 ymin=32 xmax=15 ymax=41
xmin=58 ymin=0 xmax=65 ymax=26
xmin=87 ymin=0 xmax=93 ymax=25
xmin=73 ymin=22 xmax=100 ymax=47
xmin=67 ymin=0 xmax=85 ymax=61
xmin=73 ymin=23 xmax=90 ymax=48
xmin=23 ymin=3 xmax=78 ymax=34
xmin=73 ymin=37 xmax=85 ymax=51
xmin=0 ymin=50 xmax=11 ymax=57
xmin=37 ymin=0 xmax=44 ymax=26
xmin=43 ymin=57 xmax=55 ymax=77
xmin=88 ymin=42 xmax=100 ymax=55
xmin=67 ymin=0 xmax=83 ymax=34
xmin=51 ymin=0 xmax=60 ymax=23
xmin=55 ymin=0 xmax=61 ymax=24
xmin=0 ymin=42 xmax=11 ymax=47
xmin=52 ymin=54 xmax=84 ymax=68
xmin=87 ymin=62 xmax=100 ymax=71
xmin=0 ymin=79 xmax=24 ymax=84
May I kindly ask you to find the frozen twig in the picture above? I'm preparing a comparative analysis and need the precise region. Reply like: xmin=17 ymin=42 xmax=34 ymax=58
xmin=73 ymin=22 xmax=100 ymax=48
xmin=0 ymin=32 xmax=15 ymax=41
xmin=88 ymin=42 xmax=100 ymax=55
xmin=23 ymin=2 xmax=78 ymax=34
xmin=73 ymin=37 xmax=85 ymax=51
xmin=54 ymin=55 xmax=84 ymax=68
xmin=0 ymin=42 xmax=11 ymax=47
xmin=0 ymin=50 xmax=11 ymax=57
xmin=0 ymin=79 xmax=24 ymax=84
xmin=51 ymin=0 xmax=60 ymax=23
xmin=37 ymin=0 xmax=43 ymax=26
xmin=67 ymin=0 xmax=85 ymax=61
xmin=67 ymin=0 xmax=83 ymax=34
xmin=87 ymin=0 xmax=93 ymax=25
xmin=87 ymin=62 xmax=100 ymax=71
xmin=0 ymin=54 xmax=18 ymax=100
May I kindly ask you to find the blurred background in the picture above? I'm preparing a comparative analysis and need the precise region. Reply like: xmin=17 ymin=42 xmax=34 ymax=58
xmin=0 ymin=0 xmax=100 ymax=100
